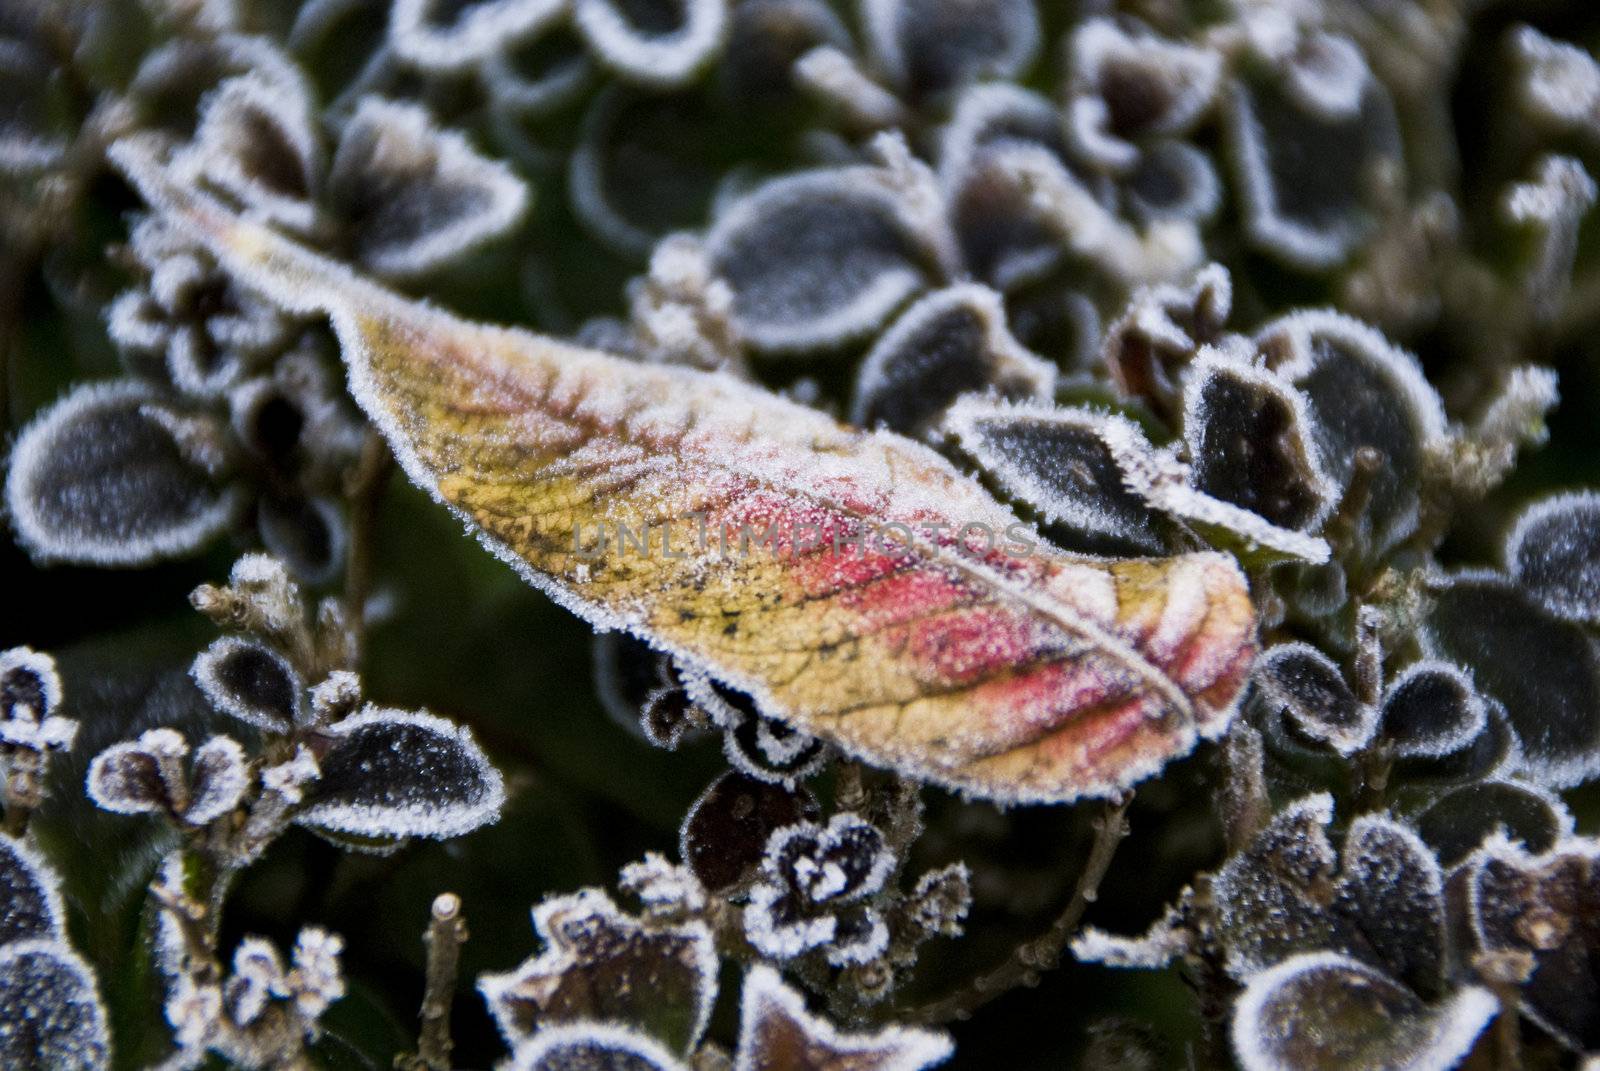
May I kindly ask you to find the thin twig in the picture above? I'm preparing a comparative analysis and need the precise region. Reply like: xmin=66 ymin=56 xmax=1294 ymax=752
xmin=901 ymin=792 xmax=1134 ymax=1026
xmin=400 ymin=893 xmax=468 ymax=1071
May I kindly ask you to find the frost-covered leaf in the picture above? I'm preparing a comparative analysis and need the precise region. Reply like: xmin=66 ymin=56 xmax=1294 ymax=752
xmin=186 ymin=736 xmax=251 ymax=825
xmin=1104 ymin=264 xmax=1232 ymax=411
xmin=736 ymin=964 xmax=952 ymax=1071
xmin=1378 ymin=662 xmax=1486 ymax=760
xmin=180 ymin=72 xmax=321 ymax=231
xmin=1283 ymin=33 xmax=1371 ymax=121
xmin=907 ymin=863 xmax=971 ymax=939
xmin=745 ymin=813 xmax=895 ymax=966
xmin=1231 ymin=951 xmax=1495 ymax=1071
xmin=721 ymin=0 xmax=849 ymax=102
xmin=573 ymin=0 xmax=727 ymax=87
xmin=1503 ymin=155 xmax=1596 ymax=321
xmin=257 ymin=494 xmax=349 ymax=586
xmin=1072 ymin=896 xmax=1192 ymax=970
xmin=1260 ymin=311 xmax=1446 ymax=557
xmin=114 ymin=156 xmax=1260 ymax=805
xmin=0 ymin=836 xmax=64 ymax=945
xmin=5 ymin=381 xmax=236 ymax=566
xmin=0 ymin=940 xmax=111 ymax=1071
xmin=295 ymin=706 xmax=505 ymax=838
xmin=1331 ymin=816 xmax=1446 ymax=997
xmin=1392 ymin=702 xmax=1518 ymax=792
xmin=1510 ymin=26 xmax=1600 ymax=139
xmin=483 ymin=26 xmax=595 ymax=117
xmin=706 ymin=166 xmax=937 ymax=353
xmin=1253 ymin=643 xmax=1373 ymax=756
xmin=508 ymin=1022 xmax=691 ymax=1071
xmin=849 ymin=285 xmax=1053 ymax=435
xmin=862 ymin=0 xmax=1037 ymax=99
xmin=191 ymin=636 xmax=305 ymax=733
xmin=1504 ymin=492 xmax=1600 ymax=625
xmin=570 ymin=88 xmax=729 ymax=258
xmin=941 ymin=397 xmax=1165 ymax=555
xmin=688 ymin=676 xmax=829 ymax=786
xmin=1182 ymin=352 xmax=1337 ymax=534
xmin=0 ymin=36 xmax=67 ymax=173
xmin=1424 ymin=573 xmax=1600 ymax=787
xmin=1464 ymin=835 xmax=1600 ymax=1051
xmin=1226 ymin=67 xmax=1402 ymax=269
xmin=1065 ymin=19 xmax=1221 ymax=170
xmin=85 ymin=728 xmax=243 ymax=826
xmin=390 ymin=0 xmax=566 ymax=72
xmin=1416 ymin=781 xmax=1571 ymax=868
xmin=479 ymin=887 xmax=716 ymax=1054
xmin=326 ymin=97 xmax=529 ymax=276
xmin=1123 ymin=141 xmax=1221 ymax=225
xmin=679 ymin=771 xmax=817 ymax=892
xmin=0 ymin=647 xmax=62 ymax=724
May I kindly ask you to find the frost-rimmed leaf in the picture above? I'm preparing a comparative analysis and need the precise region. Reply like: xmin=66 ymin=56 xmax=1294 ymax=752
xmin=572 ymin=0 xmax=727 ymax=87
xmin=1332 ymin=815 xmax=1446 ymax=997
xmin=1416 ymin=781 xmax=1571 ymax=868
xmin=1231 ymin=951 xmax=1495 ymax=1071
xmin=706 ymin=166 xmax=937 ymax=353
xmin=1464 ymin=834 xmax=1600 ymax=1051
xmin=85 ymin=729 xmax=246 ymax=826
xmin=5 ymin=381 xmax=237 ymax=567
xmin=1065 ymin=19 xmax=1221 ymax=170
xmin=1123 ymin=141 xmax=1221 ymax=225
xmin=861 ymin=0 xmax=1037 ymax=100
xmin=1509 ymin=26 xmax=1600 ymax=139
xmin=1212 ymin=793 xmax=1338 ymax=979
xmin=115 ymin=151 xmax=1261 ymax=805
xmin=128 ymin=34 xmax=308 ymax=140
xmin=0 ymin=647 xmax=62 ymax=723
xmin=941 ymin=397 xmax=1165 ymax=554
xmin=1379 ymin=662 xmax=1486 ymax=760
xmin=184 ymin=736 xmax=251 ymax=825
xmin=389 ymin=0 xmax=567 ymax=72
xmin=0 ymin=939 xmax=111 ymax=1071
xmin=1503 ymin=155 xmax=1596 ymax=321
xmin=736 ymin=963 xmax=952 ymax=1071
xmin=482 ymin=26 xmax=596 ymax=117
xmin=1072 ymin=897 xmax=1192 ymax=970
xmin=1182 ymin=351 xmax=1337 ymax=534
xmin=0 ymin=835 xmax=64 ymax=945
xmin=479 ymin=887 xmax=717 ymax=1055
xmin=850 ymin=285 xmax=1053 ymax=435
xmin=679 ymin=771 xmax=817 ymax=892
xmin=257 ymin=494 xmax=349 ymax=586
xmin=1103 ymin=263 xmax=1232 ymax=414
xmin=719 ymin=702 xmax=829 ymax=788
xmin=1225 ymin=69 xmax=1402 ymax=269
xmin=1253 ymin=643 xmax=1373 ymax=756
xmin=721 ymin=0 xmax=850 ymax=103
xmin=179 ymin=72 xmax=322 ymax=232
xmin=744 ymin=814 xmax=895 ymax=966
xmin=508 ymin=1021 xmax=691 ymax=1071
xmin=570 ymin=87 xmax=728 ymax=258
xmin=1283 ymin=33 xmax=1371 ymax=121
xmin=191 ymin=637 xmax=306 ymax=733
xmin=1423 ymin=572 xmax=1600 ymax=787
xmin=296 ymin=706 xmax=505 ymax=838
xmin=1504 ymin=492 xmax=1600 ymax=625
xmin=1260 ymin=310 xmax=1446 ymax=556
xmin=326 ymin=96 xmax=529 ymax=277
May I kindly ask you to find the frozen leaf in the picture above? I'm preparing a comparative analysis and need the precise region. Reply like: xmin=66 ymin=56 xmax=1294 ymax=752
xmin=1225 ymin=69 xmax=1402 ymax=269
xmin=508 ymin=1022 xmax=691 ymax=1071
xmin=570 ymin=88 xmax=729 ymax=258
xmin=113 ymin=152 xmax=1260 ymax=805
xmin=862 ymin=0 xmax=1037 ymax=99
xmin=907 ymin=863 xmax=971 ymax=939
xmin=5 ymin=381 xmax=237 ymax=566
xmin=1231 ymin=951 xmax=1495 ymax=1071
xmin=295 ymin=706 xmax=505 ymax=838
xmin=257 ymin=494 xmax=349 ymax=585
xmin=1182 ymin=352 xmax=1337 ymax=534
xmin=390 ymin=0 xmax=566 ymax=72
xmin=1065 ymin=19 xmax=1221 ymax=169
xmin=1283 ymin=33 xmax=1371 ymax=121
xmin=706 ymin=167 xmax=937 ymax=353
xmin=180 ymin=73 xmax=321 ymax=232
xmin=1378 ymin=662 xmax=1486 ymax=760
xmin=0 ymin=940 xmax=111 ymax=1071
xmin=484 ymin=26 xmax=595 ymax=117
xmin=1392 ymin=702 xmax=1518 ymax=792
xmin=0 ymin=647 xmax=62 ymax=723
xmin=1464 ymin=835 xmax=1600 ymax=1050
xmin=0 ymin=836 xmax=64 ymax=945
xmin=735 ymin=963 xmax=952 ymax=1071
xmin=721 ymin=706 xmax=829 ymax=787
xmin=85 ymin=728 xmax=244 ymax=826
xmin=721 ymin=0 xmax=850 ymax=102
xmin=326 ymin=97 xmax=529 ymax=277
xmin=1260 ymin=310 xmax=1446 ymax=557
xmin=185 ymin=736 xmax=251 ymax=825
xmin=1504 ymin=492 xmax=1600 ymax=625
xmin=479 ymin=887 xmax=716 ymax=1054
xmin=1072 ymin=897 xmax=1192 ymax=970
xmin=1424 ymin=573 xmax=1600 ymax=787
xmin=679 ymin=771 xmax=818 ymax=892
xmin=1253 ymin=644 xmax=1373 ymax=756
xmin=1502 ymin=155 xmax=1596 ymax=321
xmin=1331 ymin=816 xmax=1446 ymax=997
xmin=1509 ymin=27 xmax=1600 ymax=139
xmin=1104 ymin=264 xmax=1232 ymax=415
xmin=573 ymin=0 xmax=727 ymax=87
xmin=1416 ymin=781 xmax=1571 ymax=868
xmin=1211 ymin=794 xmax=1338 ymax=980
xmin=191 ymin=637 xmax=305 ymax=732
xmin=745 ymin=814 xmax=895 ymax=966
xmin=1123 ymin=141 xmax=1221 ymax=225
xmin=941 ymin=397 xmax=1166 ymax=555
xmin=849 ymin=285 xmax=1054 ymax=435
